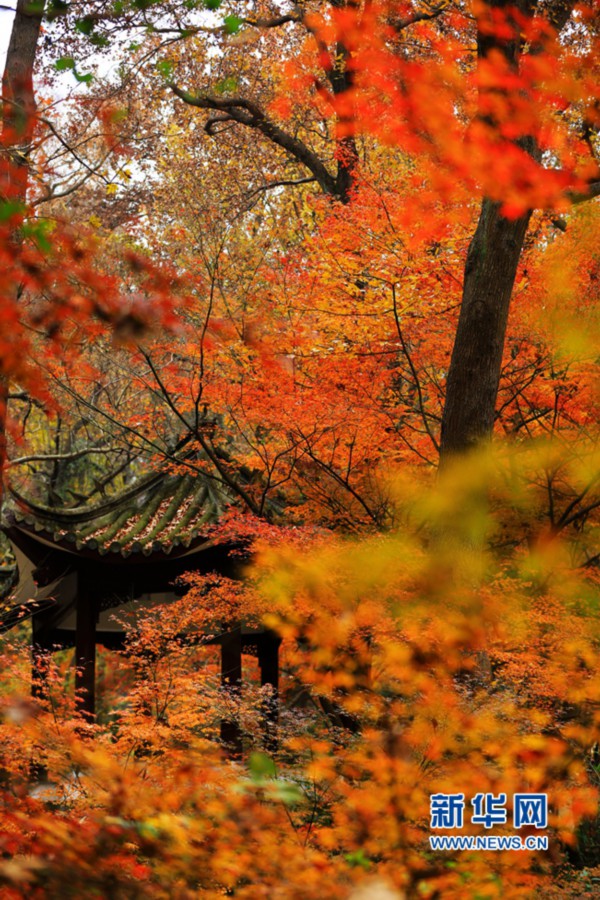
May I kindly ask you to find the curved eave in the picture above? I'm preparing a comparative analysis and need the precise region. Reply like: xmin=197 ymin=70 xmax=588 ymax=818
xmin=5 ymin=520 xmax=218 ymax=565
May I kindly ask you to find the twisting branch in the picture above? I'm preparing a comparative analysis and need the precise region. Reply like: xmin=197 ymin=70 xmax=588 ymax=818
xmin=140 ymin=350 xmax=263 ymax=518
xmin=241 ymin=14 xmax=300 ymax=28
xmin=390 ymin=0 xmax=450 ymax=33
xmin=567 ymin=180 xmax=600 ymax=205
xmin=168 ymin=87 xmax=341 ymax=199
xmin=244 ymin=176 xmax=317 ymax=200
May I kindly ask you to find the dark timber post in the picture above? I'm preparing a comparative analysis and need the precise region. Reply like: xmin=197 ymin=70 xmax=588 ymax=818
xmin=220 ymin=624 xmax=242 ymax=758
xmin=75 ymin=571 xmax=97 ymax=720
xmin=31 ymin=614 xmax=51 ymax=781
xmin=258 ymin=630 xmax=281 ymax=752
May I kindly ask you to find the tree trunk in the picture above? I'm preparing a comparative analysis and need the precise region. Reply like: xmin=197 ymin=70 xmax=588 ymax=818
xmin=1 ymin=0 xmax=45 ymax=196
xmin=0 ymin=0 xmax=45 ymax=493
xmin=439 ymin=201 xmax=531 ymax=458
xmin=438 ymin=0 xmax=537 ymax=462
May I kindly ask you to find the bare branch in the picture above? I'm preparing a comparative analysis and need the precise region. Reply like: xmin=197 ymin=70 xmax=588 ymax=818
xmin=391 ymin=283 xmax=440 ymax=454
xmin=7 ymin=447 xmax=124 ymax=468
xmin=568 ymin=180 xmax=600 ymax=206
xmin=169 ymin=85 xmax=340 ymax=199
xmin=244 ymin=176 xmax=316 ymax=200
xmin=242 ymin=14 xmax=300 ymax=28
xmin=390 ymin=1 xmax=450 ymax=33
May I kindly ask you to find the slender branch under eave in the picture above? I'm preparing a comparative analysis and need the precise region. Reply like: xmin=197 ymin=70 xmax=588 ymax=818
xmin=7 ymin=447 xmax=125 ymax=468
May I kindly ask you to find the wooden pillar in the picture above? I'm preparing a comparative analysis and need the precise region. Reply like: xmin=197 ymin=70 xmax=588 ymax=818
xmin=258 ymin=630 xmax=281 ymax=752
xmin=75 ymin=571 xmax=97 ymax=720
xmin=30 ymin=614 xmax=51 ymax=781
xmin=220 ymin=625 xmax=242 ymax=758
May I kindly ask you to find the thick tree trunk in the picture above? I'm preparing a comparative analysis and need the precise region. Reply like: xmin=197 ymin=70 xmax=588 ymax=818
xmin=439 ymin=201 xmax=531 ymax=458
xmin=438 ymin=0 xmax=537 ymax=462
xmin=0 ymin=0 xmax=45 ymax=493
xmin=438 ymin=2 xmax=581 ymax=462
xmin=1 ymin=0 xmax=44 ymax=189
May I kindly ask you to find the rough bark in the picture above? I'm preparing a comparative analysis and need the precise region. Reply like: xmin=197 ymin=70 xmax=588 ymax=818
xmin=0 ymin=0 xmax=45 ymax=494
xmin=439 ymin=0 xmax=535 ymax=461
xmin=439 ymin=201 xmax=532 ymax=457
xmin=1 ymin=0 xmax=44 ymax=184
xmin=438 ymin=0 xmax=588 ymax=461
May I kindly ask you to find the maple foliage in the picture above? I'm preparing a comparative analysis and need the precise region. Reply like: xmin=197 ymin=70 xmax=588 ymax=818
xmin=2 ymin=451 xmax=600 ymax=898
xmin=0 ymin=1 xmax=599 ymax=898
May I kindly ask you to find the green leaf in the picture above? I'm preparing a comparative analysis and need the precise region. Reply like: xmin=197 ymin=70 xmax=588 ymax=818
xmin=47 ymin=0 xmax=70 ymax=20
xmin=204 ymin=0 xmax=221 ymax=9
xmin=136 ymin=821 xmax=161 ymax=839
xmin=73 ymin=69 xmax=94 ymax=84
xmin=55 ymin=56 xmax=75 ymax=72
xmin=156 ymin=59 xmax=174 ymax=80
xmin=55 ymin=57 xmax=93 ymax=83
xmin=0 ymin=201 xmax=26 ymax=223
xmin=75 ymin=16 xmax=95 ymax=35
xmin=268 ymin=782 xmax=302 ymax=806
xmin=215 ymin=76 xmax=238 ymax=95
xmin=22 ymin=220 xmax=53 ymax=253
xmin=224 ymin=14 xmax=242 ymax=34
xmin=344 ymin=850 xmax=371 ymax=870
xmin=109 ymin=107 xmax=128 ymax=123
xmin=248 ymin=752 xmax=277 ymax=779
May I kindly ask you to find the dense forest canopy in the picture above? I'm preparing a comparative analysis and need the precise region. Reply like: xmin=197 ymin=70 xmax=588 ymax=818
xmin=0 ymin=1 xmax=599 ymax=897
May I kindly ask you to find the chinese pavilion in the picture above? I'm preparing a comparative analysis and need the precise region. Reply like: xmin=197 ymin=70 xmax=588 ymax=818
xmin=1 ymin=466 xmax=280 ymax=755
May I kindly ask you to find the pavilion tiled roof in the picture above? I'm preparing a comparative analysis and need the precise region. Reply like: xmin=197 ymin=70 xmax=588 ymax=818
xmin=4 ymin=468 xmax=230 ymax=560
